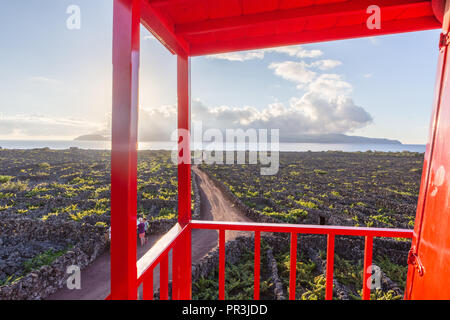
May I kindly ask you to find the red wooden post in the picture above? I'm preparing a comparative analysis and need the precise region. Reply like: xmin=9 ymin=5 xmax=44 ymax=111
xmin=172 ymin=248 xmax=179 ymax=300
xmin=363 ymin=236 xmax=374 ymax=300
xmin=172 ymin=53 xmax=192 ymax=299
xmin=182 ymin=227 xmax=192 ymax=299
xmin=289 ymin=232 xmax=297 ymax=300
xmin=254 ymin=231 xmax=261 ymax=300
xmin=219 ymin=229 xmax=226 ymax=300
xmin=325 ymin=234 xmax=335 ymax=300
xmin=142 ymin=270 xmax=153 ymax=300
xmin=160 ymin=255 xmax=169 ymax=300
xmin=177 ymin=53 xmax=192 ymax=226
xmin=110 ymin=0 xmax=140 ymax=300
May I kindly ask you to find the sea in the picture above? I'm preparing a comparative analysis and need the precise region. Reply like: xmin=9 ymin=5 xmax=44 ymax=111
xmin=0 ymin=140 xmax=426 ymax=153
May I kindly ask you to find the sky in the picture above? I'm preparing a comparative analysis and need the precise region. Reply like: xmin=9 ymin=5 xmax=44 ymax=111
xmin=0 ymin=0 xmax=442 ymax=144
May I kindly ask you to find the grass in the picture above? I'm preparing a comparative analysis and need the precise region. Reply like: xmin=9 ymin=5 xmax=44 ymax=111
xmin=23 ymin=248 xmax=69 ymax=274
xmin=0 ymin=175 xmax=13 ymax=183
xmin=375 ymin=255 xmax=408 ymax=289
xmin=0 ymin=275 xmax=23 ymax=287
xmin=193 ymin=245 xmax=272 ymax=300
xmin=0 ymin=180 xmax=28 ymax=192
xmin=277 ymin=251 xmax=324 ymax=300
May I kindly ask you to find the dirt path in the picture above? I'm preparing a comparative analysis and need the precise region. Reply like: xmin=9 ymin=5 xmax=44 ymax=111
xmin=47 ymin=166 xmax=251 ymax=300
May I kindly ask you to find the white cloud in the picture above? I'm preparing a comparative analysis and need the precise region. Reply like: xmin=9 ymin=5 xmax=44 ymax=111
xmin=264 ymin=46 xmax=323 ymax=58
xmin=308 ymin=74 xmax=353 ymax=99
xmin=133 ymin=48 xmax=369 ymax=142
xmin=0 ymin=114 xmax=103 ymax=139
xmin=206 ymin=45 xmax=323 ymax=62
xmin=135 ymin=96 xmax=372 ymax=142
xmin=11 ymin=45 xmax=370 ymax=143
xmin=268 ymin=61 xmax=317 ymax=88
xmin=309 ymin=59 xmax=342 ymax=70
xmin=267 ymin=59 xmax=344 ymax=91
xmin=206 ymin=51 xmax=265 ymax=62
xmin=268 ymin=59 xmax=351 ymax=99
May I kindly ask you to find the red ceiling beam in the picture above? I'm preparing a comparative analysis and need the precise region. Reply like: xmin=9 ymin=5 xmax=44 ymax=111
xmin=175 ymin=0 xmax=433 ymax=36
xmin=140 ymin=0 xmax=189 ymax=55
xmin=189 ymin=15 xmax=440 ymax=56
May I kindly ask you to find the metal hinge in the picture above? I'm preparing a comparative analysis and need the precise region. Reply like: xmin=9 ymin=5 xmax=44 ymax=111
xmin=407 ymin=247 xmax=425 ymax=276
xmin=439 ymin=33 xmax=449 ymax=51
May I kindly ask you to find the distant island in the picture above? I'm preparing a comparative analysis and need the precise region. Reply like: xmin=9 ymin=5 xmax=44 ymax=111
xmin=73 ymin=133 xmax=402 ymax=144
xmin=74 ymin=134 xmax=110 ymax=141
xmin=280 ymin=134 xmax=402 ymax=144
xmin=75 ymin=132 xmax=402 ymax=144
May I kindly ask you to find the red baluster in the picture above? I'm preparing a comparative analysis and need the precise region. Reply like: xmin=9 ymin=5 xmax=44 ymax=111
xmin=289 ymin=232 xmax=297 ymax=300
xmin=363 ymin=236 xmax=373 ymax=300
xmin=254 ymin=231 xmax=261 ymax=300
xmin=326 ymin=234 xmax=335 ymax=300
xmin=143 ymin=269 xmax=153 ymax=300
xmin=160 ymin=255 xmax=169 ymax=300
xmin=219 ymin=229 xmax=225 ymax=300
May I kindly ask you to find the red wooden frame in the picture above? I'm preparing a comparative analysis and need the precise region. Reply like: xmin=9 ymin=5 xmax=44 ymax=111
xmin=110 ymin=0 xmax=140 ymax=300
xmin=405 ymin=0 xmax=450 ymax=299
xmin=109 ymin=0 xmax=449 ymax=300
xmin=129 ymin=221 xmax=413 ymax=300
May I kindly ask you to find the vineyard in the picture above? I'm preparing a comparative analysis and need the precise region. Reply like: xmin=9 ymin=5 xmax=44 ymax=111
xmin=0 ymin=149 xmax=423 ymax=299
xmin=0 ymin=149 xmax=180 ymax=226
xmin=0 ymin=149 xmax=181 ymax=287
xmin=199 ymin=151 xmax=422 ymax=228
xmin=194 ymin=151 xmax=422 ymax=299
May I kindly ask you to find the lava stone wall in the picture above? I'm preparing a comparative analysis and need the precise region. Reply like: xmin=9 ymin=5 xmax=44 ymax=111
xmin=0 ymin=219 xmax=108 ymax=300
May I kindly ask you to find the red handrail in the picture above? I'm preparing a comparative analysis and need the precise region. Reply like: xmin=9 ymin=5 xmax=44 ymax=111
xmin=135 ymin=223 xmax=189 ymax=300
xmin=189 ymin=220 xmax=413 ymax=237
xmin=106 ymin=220 xmax=413 ymax=300
xmin=190 ymin=220 xmax=413 ymax=301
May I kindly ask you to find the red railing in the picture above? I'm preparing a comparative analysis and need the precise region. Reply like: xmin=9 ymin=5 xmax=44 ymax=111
xmin=136 ymin=223 xmax=189 ymax=300
xmin=108 ymin=220 xmax=413 ymax=300
xmin=191 ymin=221 xmax=413 ymax=300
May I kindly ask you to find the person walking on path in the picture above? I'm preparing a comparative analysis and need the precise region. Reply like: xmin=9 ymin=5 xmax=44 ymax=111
xmin=137 ymin=218 xmax=146 ymax=247
xmin=143 ymin=217 xmax=149 ymax=244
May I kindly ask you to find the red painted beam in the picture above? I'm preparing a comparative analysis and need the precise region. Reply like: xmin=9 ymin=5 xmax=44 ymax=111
xmin=142 ymin=271 xmax=154 ymax=300
xmin=172 ymin=53 xmax=192 ymax=300
xmin=140 ymin=0 xmax=189 ymax=55
xmin=110 ymin=0 xmax=140 ymax=300
xmin=289 ymin=233 xmax=297 ymax=300
xmin=362 ymin=236 xmax=374 ymax=300
xmin=219 ymin=229 xmax=226 ymax=300
xmin=254 ymin=231 xmax=261 ymax=300
xmin=325 ymin=234 xmax=335 ymax=300
xmin=160 ymin=255 xmax=169 ymax=300
xmin=177 ymin=54 xmax=191 ymax=226
xmin=190 ymin=220 xmax=414 ymax=238
xmin=176 ymin=0 xmax=432 ymax=36
xmin=189 ymin=15 xmax=440 ymax=56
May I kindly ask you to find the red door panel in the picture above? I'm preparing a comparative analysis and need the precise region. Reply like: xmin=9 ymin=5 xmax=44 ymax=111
xmin=406 ymin=8 xmax=450 ymax=299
